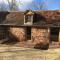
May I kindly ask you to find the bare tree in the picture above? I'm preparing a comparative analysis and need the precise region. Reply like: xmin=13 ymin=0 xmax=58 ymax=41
xmin=0 ymin=0 xmax=47 ymax=11
xmin=7 ymin=0 xmax=23 ymax=11
xmin=7 ymin=0 xmax=17 ymax=11
xmin=0 ymin=1 xmax=8 ymax=11
xmin=33 ymin=1 xmax=47 ymax=10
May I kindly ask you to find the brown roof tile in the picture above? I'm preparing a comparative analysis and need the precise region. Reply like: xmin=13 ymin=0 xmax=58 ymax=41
xmin=0 ymin=10 xmax=60 ymax=27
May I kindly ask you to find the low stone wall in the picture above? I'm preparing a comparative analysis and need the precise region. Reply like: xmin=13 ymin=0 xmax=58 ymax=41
xmin=9 ymin=27 xmax=26 ymax=42
xmin=31 ymin=28 xmax=50 ymax=45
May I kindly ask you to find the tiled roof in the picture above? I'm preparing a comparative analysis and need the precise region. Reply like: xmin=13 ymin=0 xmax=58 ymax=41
xmin=0 ymin=10 xmax=60 ymax=27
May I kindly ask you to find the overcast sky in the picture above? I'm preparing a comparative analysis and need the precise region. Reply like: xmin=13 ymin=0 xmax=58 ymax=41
xmin=0 ymin=0 xmax=60 ymax=11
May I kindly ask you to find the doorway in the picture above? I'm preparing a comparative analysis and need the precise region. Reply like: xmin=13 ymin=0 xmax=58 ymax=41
xmin=50 ymin=27 xmax=59 ymax=42
xmin=26 ymin=27 xmax=31 ymax=40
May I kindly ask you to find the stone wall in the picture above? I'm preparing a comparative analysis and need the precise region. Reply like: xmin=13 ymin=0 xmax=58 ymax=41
xmin=9 ymin=27 xmax=26 ymax=42
xmin=31 ymin=28 xmax=50 ymax=45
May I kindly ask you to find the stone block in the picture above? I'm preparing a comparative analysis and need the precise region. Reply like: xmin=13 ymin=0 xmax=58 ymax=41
xmin=9 ymin=27 xmax=26 ymax=42
xmin=31 ymin=28 xmax=50 ymax=49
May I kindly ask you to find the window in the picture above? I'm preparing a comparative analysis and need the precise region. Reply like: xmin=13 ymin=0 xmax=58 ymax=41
xmin=24 ymin=15 xmax=33 ymax=24
xmin=25 ymin=16 xmax=32 ymax=22
xmin=50 ymin=27 xmax=59 ymax=42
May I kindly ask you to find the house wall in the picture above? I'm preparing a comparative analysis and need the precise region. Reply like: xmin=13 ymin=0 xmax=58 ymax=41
xmin=9 ymin=27 xmax=26 ymax=42
xmin=31 ymin=27 xmax=50 ymax=45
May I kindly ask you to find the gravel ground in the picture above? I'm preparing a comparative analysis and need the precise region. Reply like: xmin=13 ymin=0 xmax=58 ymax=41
xmin=0 ymin=45 xmax=60 ymax=60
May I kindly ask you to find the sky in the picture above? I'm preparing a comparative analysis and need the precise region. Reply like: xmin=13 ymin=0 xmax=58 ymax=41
xmin=0 ymin=0 xmax=60 ymax=11
xmin=46 ymin=0 xmax=60 ymax=10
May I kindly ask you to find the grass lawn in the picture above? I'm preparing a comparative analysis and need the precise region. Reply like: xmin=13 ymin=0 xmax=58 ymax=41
xmin=0 ymin=45 xmax=60 ymax=60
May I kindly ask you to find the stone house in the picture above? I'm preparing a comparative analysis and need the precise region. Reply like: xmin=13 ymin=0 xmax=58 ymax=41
xmin=0 ymin=10 xmax=60 ymax=49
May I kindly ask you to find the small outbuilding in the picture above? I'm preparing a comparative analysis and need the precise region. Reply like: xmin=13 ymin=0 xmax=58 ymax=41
xmin=0 ymin=10 xmax=60 ymax=49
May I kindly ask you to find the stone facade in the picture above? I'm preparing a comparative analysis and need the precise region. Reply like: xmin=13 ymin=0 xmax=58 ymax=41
xmin=31 ymin=27 xmax=50 ymax=45
xmin=9 ymin=27 xmax=26 ymax=42
xmin=9 ymin=27 xmax=50 ymax=44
